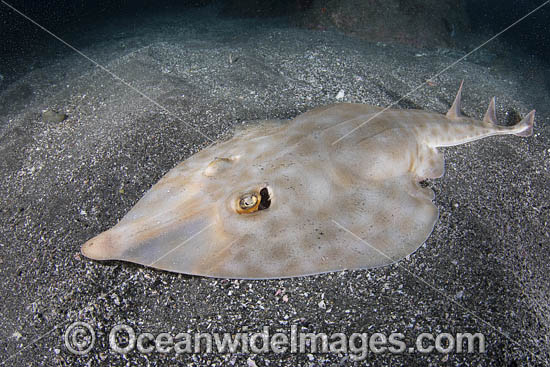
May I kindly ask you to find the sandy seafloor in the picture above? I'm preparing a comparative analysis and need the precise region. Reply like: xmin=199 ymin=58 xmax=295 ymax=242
xmin=1 ymin=6 xmax=549 ymax=367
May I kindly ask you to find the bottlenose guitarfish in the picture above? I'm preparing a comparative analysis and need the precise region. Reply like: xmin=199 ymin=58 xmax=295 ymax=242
xmin=81 ymin=82 xmax=535 ymax=279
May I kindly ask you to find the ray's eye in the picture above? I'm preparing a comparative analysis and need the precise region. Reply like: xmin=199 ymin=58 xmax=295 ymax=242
xmin=239 ymin=193 xmax=258 ymax=209
xmin=236 ymin=187 xmax=271 ymax=214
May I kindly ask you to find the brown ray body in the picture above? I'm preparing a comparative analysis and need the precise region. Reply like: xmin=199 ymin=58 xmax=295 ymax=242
xmin=81 ymin=82 xmax=535 ymax=279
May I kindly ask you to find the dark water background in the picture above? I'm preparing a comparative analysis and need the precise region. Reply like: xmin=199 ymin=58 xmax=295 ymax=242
xmin=1 ymin=0 xmax=549 ymax=83
xmin=0 ymin=1 xmax=549 ymax=366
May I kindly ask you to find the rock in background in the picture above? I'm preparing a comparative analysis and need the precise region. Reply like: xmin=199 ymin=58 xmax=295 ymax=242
xmin=293 ymin=0 xmax=470 ymax=48
xmin=219 ymin=0 xmax=470 ymax=49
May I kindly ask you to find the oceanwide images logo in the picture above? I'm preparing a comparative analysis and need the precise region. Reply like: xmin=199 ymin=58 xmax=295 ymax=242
xmin=64 ymin=322 xmax=485 ymax=360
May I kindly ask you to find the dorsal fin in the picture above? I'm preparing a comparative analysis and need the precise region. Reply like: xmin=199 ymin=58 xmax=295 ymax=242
xmin=483 ymin=97 xmax=498 ymax=124
xmin=446 ymin=80 xmax=464 ymax=120
xmin=514 ymin=109 xmax=535 ymax=137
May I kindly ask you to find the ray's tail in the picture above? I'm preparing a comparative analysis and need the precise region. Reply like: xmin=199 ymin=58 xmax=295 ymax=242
xmin=431 ymin=81 xmax=536 ymax=148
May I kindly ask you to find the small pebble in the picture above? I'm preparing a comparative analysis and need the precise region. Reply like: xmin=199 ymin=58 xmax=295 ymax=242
xmin=42 ymin=109 xmax=67 ymax=123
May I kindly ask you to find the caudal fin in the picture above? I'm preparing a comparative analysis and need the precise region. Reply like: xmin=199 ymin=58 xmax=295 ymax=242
xmin=514 ymin=110 xmax=535 ymax=137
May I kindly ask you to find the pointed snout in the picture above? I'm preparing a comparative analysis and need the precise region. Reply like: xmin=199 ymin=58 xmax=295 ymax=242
xmin=81 ymin=230 xmax=121 ymax=261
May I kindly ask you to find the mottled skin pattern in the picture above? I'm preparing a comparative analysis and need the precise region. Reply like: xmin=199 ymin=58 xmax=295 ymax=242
xmin=82 ymin=84 xmax=535 ymax=279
